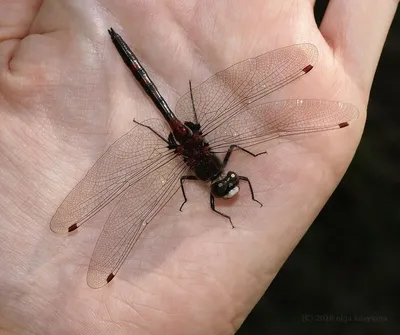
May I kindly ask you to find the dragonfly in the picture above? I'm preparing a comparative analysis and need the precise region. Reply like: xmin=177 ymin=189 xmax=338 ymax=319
xmin=50 ymin=28 xmax=358 ymax=288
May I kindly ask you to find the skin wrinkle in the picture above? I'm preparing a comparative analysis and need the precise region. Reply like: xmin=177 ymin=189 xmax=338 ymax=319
xmin=1 ymin=135 xmax=69 ymax=222
xmin=149 ymin=261 xmax=198 ymax=283
xmin=158 ymin=12 xmax=202 ymax=94
xmin=210 ymin=279 xmax=237 ymax=318
xmin=136 ymin=302 xmax=185 ymax=316
xmin=110 ymin=300 xmax=151 ymax=332
xmin=178 ymin=265 xmax=212 ymax=280
xmin=148 ymin=271 xmax=194 ymax=296
xmin=177 ymin=3 xmax=225 ymax=73
xmin=115 ymin=297 xmax=148 ymax=323
xmin=103 ymin=301 xmax=117 ymax=325
xmin=115 ymin=281 xmax=161 ymax=304
xmin=105 ymin=319 xmax=139 ymax=334
xmin=177 ymin=255 xmax=237 ymax=301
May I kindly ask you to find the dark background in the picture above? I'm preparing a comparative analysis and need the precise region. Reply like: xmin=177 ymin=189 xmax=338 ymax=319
xmin=237 ymin=2 xmax=399 ymax=334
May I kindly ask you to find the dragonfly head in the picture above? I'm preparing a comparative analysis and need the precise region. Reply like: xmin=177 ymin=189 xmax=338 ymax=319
xmin=211 ymin=171 xmax=240 ymax=199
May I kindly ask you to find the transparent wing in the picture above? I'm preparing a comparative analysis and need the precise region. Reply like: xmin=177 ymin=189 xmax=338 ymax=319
xmin=175 ymin=44 xmax=318 ymax=133
xmin=50 ymin=119 xmax=173 ymax=233
xmin=87 ymin=157 xmax=189 ymax=288
xmin=204 ymin=100 xmax=359 ymax=153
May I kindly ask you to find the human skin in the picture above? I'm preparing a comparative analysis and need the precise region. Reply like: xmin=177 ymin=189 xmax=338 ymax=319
xmin=0 ymin=0 xmax=397 ymax=334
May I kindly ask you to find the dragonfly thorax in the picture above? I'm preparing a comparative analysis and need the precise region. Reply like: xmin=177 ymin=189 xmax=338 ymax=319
xmin=170 ymin=119 xmax=193 ymax=143
xmin=193 ymin=153 xmax=223 ymax=181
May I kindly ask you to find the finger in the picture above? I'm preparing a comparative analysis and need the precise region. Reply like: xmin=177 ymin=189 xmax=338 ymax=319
xmin=0 ymin=0 xmax=41 ymax=67
xmin=319 ymin=0 xmax=398 ymax=93
xmin=0 ymin=0 xmax=41 ymax=39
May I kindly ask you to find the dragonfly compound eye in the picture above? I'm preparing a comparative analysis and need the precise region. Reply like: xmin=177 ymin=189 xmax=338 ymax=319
xmin=211 ymin=180 xmax=228 ymax=197
xmin=226 ymin=171 xmax=239 ymax=183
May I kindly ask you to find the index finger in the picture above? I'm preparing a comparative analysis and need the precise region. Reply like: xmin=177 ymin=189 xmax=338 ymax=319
xmin=319 ymin=0 xmax=398 ymax=94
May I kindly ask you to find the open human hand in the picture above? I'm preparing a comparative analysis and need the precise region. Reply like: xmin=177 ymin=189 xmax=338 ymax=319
xmin=0 ymin=0 xmax=397 ymax=334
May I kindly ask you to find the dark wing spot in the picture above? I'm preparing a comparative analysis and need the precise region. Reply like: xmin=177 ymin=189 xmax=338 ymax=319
xmin=68 ymin=223 xmax=78 ymax=232
xmin=302 ymin=65 xmax=313 ymax=73
xmin=106 ymin=273 xmax=115 ymax=283
xmin=338 ymin=122 xmax=349 ymax=128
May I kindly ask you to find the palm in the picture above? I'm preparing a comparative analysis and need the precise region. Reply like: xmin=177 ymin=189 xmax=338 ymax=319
xmin=0 ymin=1 xmax=396 ymax=334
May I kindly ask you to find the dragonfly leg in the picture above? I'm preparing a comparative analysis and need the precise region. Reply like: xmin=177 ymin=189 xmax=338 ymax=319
xmin=221 ymin=145 xmax=267 ymax=168
xmin=210 ymin=193 xmax=234 ymax=228
xmin=133 ymin=119 xmax=169 ymax=144
xmin=179 ymin=175 xmax=199 ymax=211
xmin=238 ymin=176 xmax=263 ymax=207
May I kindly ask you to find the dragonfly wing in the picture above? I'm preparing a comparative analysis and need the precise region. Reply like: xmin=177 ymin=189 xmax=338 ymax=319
xmin=205 ymin=100 xmax=359 ymax=153
xmin=86 ymin=157 xmax=189 ymax=288
xmin=175 ymin=44 xmax=318 ymax=131
xmin=50 ymin=119 xmax=172 ymax=233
